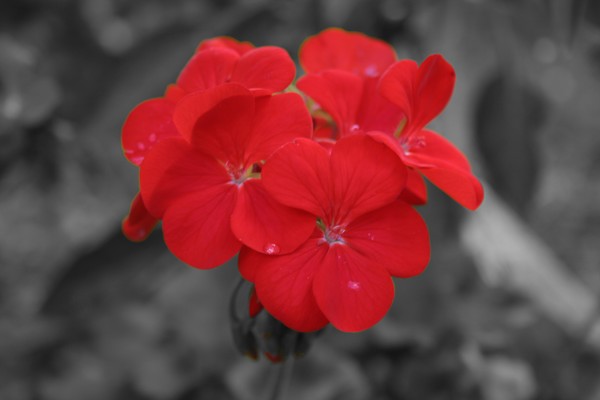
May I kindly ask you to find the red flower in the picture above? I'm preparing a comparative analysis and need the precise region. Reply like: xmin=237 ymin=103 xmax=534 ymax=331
xmin=297 ymin=28 xmax=421 ymax=201
xmin=239 ymin=135 xmax=430 ymax=332
xmin=372 ymin=55 xmax=484 ymax=210
xmin=140 ymin=84 xmax=314 ymax=269
xmin=121 ymin=37 xmax=296 ymax=241
xmin=297 ymin=29 xmax=483 ymax=210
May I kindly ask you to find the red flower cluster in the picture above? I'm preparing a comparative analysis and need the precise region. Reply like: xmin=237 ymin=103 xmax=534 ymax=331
xmin=121 ymin=29 xmax=483 ymax=333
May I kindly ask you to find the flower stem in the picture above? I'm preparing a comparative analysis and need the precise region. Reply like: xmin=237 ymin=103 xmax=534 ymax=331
xmin=268 ymin=348 xmax=296 ymax=400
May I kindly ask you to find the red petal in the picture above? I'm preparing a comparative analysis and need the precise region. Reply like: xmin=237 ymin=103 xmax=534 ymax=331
xmin=244 ymin=93 xmax=312 ymax=165
xmin=329 ymin=135 xmax=407 ymax=224
xmin=367 ymin=131 xmax=483 ymax=210
xmin=140 ymin=137 xmax=231 ymax=218
xmin=300 ymin=28 xmax=396 ymax=77
xmin=238 ymin=246 xmax=259 ymax=282
xmin=403 ymin=130 xmax=483 ymax=210
xmin=176 ymin=48 xmax=239 ymax=93
xmin=379 ymin=55 xmax=455 ymax=132
xmin=345 ymin=200 xmax=430 ymax=278
xmin=356 ymin=77 xmax=403 ymax=135
xmin=419 ymin=167 xmax=484 ymax=211
xmin=196 ymin=36 xmax=254 ymax=55
xmin=262 ymin=138 xmax=331 ymax=217
xmin=240 ymin=234 xmax=330 ymax=332
xmin=231 ymin=47 xmax=296 ymax=94
xmin=297 ymin=70 xmax=363 ymax=137
xmin=313 ymin=244 xmax=394 ymax=332
xmin=122 ymin=192 xmax=159 ymax=242
xmin=164 ymin=84 xmax=187 ymax=103
xmin=231 ymin=179 xmax=315 ymax=255
xmin=173 ymin=84 xmax=254 ymax=165
xmin=162 ymin=184 xmax=240 ymax=269
xmin=378 ymin=59 xmax=417 ymax=124
xmin=400 ymin=169 xmax=428 ymax=205
xmin=405 ymin=130 xmax=472 ymax=172
xmin=122 ymin=98 xmax=177 ymax=166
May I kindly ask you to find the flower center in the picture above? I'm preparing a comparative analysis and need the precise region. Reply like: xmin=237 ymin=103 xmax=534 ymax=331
xmin=224 ymin=161 xmax=249 ymax=185
xmin=317 ymin=219 xmax=347 ymax=245
xmin=399 ymin=134 xmax=426 ymax=156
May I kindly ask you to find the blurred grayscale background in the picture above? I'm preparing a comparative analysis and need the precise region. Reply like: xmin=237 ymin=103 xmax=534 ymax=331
xmin=2 ymin=0 xmax=600 ymax=399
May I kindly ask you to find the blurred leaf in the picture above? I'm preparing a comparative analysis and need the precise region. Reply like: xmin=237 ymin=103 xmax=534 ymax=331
xmin=19 ymin=76 xmax=61 ymax=126
xmin=38 ymin=348 xmax=116 ymax=400
xmin=479 ymin=356 xmax=537 ymax=400
xmin=460 ymin=187 xmax=600 ymax=350
xmin=585 ymin=0 xmax=600 ymax=29
xmin=568 ymin=0 xmax=588 ymax=45
xmin=474 ymin=72 xmax=546 ymax=214
xmin=546 ymin=0 xmax=588 ymax=50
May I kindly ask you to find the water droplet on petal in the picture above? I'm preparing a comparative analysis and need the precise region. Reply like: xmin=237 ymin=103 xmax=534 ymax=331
xmin=364 ymin=65 xmax=378 ymax=77
xmin=348 ymin=281 xmax=361 ymax=290
xmin=367 ymin=233 xmax=375 ymax=241
xmin=131 ymin=156 xmax=144 ymax=165
xmin=350 ymin=124 xmax=360 ymax=132
xmin=148 ymin=133 xmax=157 ymax=142
xmin=137 ymin=142 xmax=146 ymax=150
xmin=264 ymin=243 xmax=280 ymax=255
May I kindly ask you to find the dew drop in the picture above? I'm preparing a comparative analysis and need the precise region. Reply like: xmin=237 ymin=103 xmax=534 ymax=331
xmin=137 ymin=142 xmax=146 ymax=150
xmin=367 ymin=233 xmax=375 ymax=241
xmin=148 ymin=133 xmax=157 ymax=143
xmin=364 ymin=65 xmax=378 ymax=77
xmin=349 ymin=124 xmax=360 ymax=132
xmin=348 ymin=281 xmax=361 ymax=290
xmin=264 ymin=243 xmax=280 ymax=255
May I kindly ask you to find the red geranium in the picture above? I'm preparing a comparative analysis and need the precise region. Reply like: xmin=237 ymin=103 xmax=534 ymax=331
xmin=120 ymin=29 xmax=484 ymax=341
xmin=298 ymin=29 xmax=483 ymax=210
xmin=140 ymin=84 xmax=314 ymax=269
xmin=299 ymin=28 xmax=402 ymax=141
xmin=239 ymin=135 xmax=430 ymax=332
xmin=121 ymin=37 xmax=296 ymax=241
xmin=371 ymin=55 xmax=484 ymax=210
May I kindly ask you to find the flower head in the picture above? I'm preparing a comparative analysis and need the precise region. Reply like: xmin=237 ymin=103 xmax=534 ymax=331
xmin=119 ymin=29 xmax=483 ymax=342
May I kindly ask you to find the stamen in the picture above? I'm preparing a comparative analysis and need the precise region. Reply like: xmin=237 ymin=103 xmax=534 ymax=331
xmin=321 ymin=224 xmax=347 ymax=245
